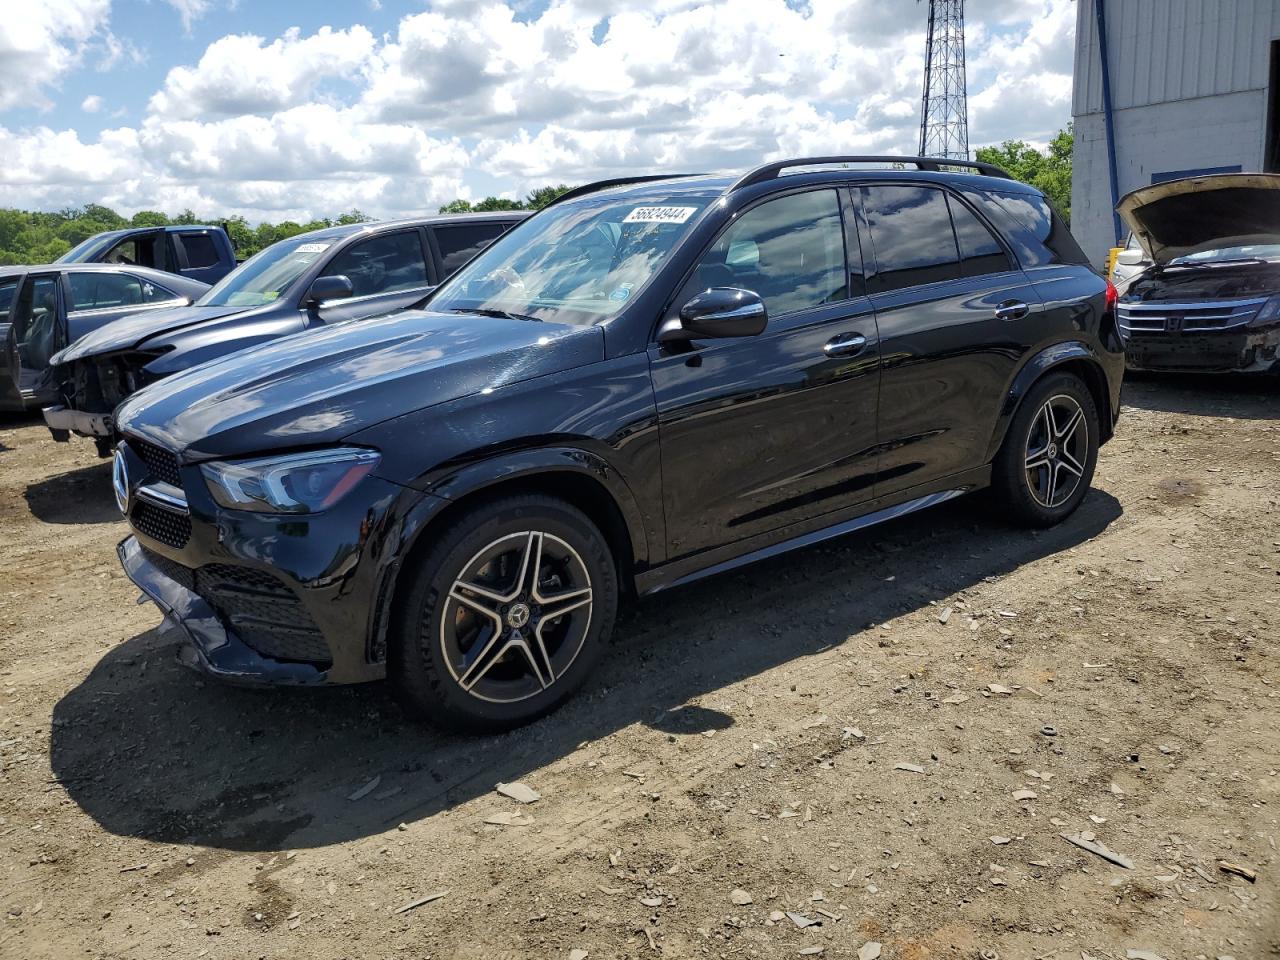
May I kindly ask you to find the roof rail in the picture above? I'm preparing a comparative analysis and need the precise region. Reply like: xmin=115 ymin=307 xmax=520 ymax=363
xmin=731 ymin=155 xmax=1014 ymax=191
xmin=543 ymin=174 xmax=704 ymax=209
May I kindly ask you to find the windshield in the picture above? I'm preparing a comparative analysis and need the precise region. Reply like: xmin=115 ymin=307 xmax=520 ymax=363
xmin=427 ymin=192 xmax=715 ymax=325
xmin=199 ymin=235 xmax=335 ymax=307
xmin=1172 ymin=243 xmax=1280 ymax=265
xmin=57 ymin=234 xmax=120 ymax=264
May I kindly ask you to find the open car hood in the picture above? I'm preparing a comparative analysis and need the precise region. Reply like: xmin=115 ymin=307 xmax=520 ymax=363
xmin=1116 ymin=173 xmax=1280 ymax=264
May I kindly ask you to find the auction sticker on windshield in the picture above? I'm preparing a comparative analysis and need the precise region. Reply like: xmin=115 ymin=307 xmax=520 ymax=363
xmin=623 ymin=206 xmax=697 ymax=224
xmin=296 ymin=243 xmax=332 ymax=253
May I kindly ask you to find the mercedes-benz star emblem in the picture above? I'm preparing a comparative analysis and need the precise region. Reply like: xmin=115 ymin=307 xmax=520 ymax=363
xmin=112 ymin=447 xmax=130 ymax=516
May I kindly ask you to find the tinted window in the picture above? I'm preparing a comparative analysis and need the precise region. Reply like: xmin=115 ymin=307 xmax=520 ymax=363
xmin=964 ymin=188 xmax=1088 ymax=267
xmin=691 ymin=190 xmax=847 ymax=318
xmin=862 ymin=185 xmax=959 ymax=293
xmin=947 ymin=195 xmax=1012 ymax=277
xmin=435 ymin=222 xmax=508 ymax=276
xmin=0 ymin=280 xmax=17 ymax=322
xmin=68 ymin=272 xmax=145 ymax=310
xmin=181 ymin=233 xmax=220 ymax=268
xmin=326 ymin=231 xmax=429 ymax=297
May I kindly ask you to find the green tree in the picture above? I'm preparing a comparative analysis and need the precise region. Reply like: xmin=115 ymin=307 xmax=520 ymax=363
xmin=438 ymin=199 xmax=474 ymax=213
xmin=525 ymin=184 xmax=573 ymax=210
xmin=975 ymin=124 xmax=1073 ymax=222
xmin=131 ymin=210 xmax=171 ymax=227
xmin=336 ymin=209 xmax=372 ymax=225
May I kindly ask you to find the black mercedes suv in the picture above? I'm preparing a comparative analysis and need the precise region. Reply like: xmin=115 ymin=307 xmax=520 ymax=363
xmin=110 ymin=156 xmax=1123 ymax=731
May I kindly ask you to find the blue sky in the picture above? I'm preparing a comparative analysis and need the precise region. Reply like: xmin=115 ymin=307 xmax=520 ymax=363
xmin=0 ymin=0 xmax=1076 ymax=222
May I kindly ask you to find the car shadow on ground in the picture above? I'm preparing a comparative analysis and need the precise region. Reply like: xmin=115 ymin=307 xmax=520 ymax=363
xmin=24 ymin=462 xmax=120 ymax=524
xmin=1122 ymin=370 xmax=1280 ymax=419
xmin=49 ymin=488 xmax=1122 ymax=853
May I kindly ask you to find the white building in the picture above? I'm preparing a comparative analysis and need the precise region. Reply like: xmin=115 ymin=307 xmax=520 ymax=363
xmin=1071 ymin=0 xmax=1280 ymax=265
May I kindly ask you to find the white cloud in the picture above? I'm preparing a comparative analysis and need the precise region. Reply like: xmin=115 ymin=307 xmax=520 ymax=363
xmin=148 ymin=26 xmax=378 ymax=120
xmin=81 ymin=94 xmax=103 ymax=113
xmin=165 ymin=0 xmax=214 ymax=35
xmin=0 ymin=0 xmax=1076 ymax=221
xmin=0 ymin=0 xmax=111 ymax=110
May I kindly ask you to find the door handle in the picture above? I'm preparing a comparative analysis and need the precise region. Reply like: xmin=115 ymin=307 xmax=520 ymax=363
xmin=823 ymin=332 xmax=868 ymax=358
xmin=995 ymin=300 xmax=1030 ymax=321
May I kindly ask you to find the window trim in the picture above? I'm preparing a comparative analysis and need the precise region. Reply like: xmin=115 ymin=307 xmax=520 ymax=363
xmin=653 ymin=184 xmax=859 ymax=343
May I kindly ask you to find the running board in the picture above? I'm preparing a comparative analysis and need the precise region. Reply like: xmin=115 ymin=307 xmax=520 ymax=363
xmin=640 ymin=487 xmax=971 ymax=596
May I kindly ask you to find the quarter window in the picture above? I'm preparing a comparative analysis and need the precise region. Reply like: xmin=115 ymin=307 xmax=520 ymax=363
xmin=326 ymin=232 xmax=430 ymax=298
xmin=689 ymin=190 xmax=848 ymax=318
xmin=435 ymin=222 xmax=509 ymax=276
xmin=947 ymin=196 xmax=1013 ymax=277
xmin=861 ymin=185 xmax=959 ymax=293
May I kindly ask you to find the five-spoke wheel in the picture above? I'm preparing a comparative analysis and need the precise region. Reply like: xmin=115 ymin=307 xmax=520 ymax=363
xmin=994 ymin=371 xmax=1100 ymax=528
xmin=392 ymin=494 xmax=617 ymax=732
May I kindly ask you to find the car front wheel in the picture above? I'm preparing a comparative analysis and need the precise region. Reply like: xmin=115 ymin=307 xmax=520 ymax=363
xmin=392 ymin=494 xmax=618 ymax=732
xmin=993 ymin=371 xmax=1100 ymax=528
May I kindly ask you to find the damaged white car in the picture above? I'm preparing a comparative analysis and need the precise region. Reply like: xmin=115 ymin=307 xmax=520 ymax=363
xmin=1115 ymin=173 xmax=1280 ymax=374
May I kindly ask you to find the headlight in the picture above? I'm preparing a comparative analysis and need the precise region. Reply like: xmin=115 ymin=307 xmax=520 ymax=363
xmin=201 ymin=448 xmax=380 ymax=514
xmin=1249 ymin=294 xmax=1280 ymax=328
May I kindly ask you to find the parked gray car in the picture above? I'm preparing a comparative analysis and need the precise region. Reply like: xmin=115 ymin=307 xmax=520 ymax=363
xmin=1 ymin=264 xmax=209 ymax=412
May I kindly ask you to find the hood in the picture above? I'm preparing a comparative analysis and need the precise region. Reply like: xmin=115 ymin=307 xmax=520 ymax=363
xmin=52 ymin=302 xmax=262 ymax=364
xmin=1116 ymin=173 xmax=1280 ymax=264
xmin=114 ymin=309 xmax=606 ymax=461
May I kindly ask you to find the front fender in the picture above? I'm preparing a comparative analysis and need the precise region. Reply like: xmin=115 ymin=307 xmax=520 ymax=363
xmin=421 ymin=446 xmax=651 ymax=571
xmin=985 ymin=340 xmax=1115 ymax=461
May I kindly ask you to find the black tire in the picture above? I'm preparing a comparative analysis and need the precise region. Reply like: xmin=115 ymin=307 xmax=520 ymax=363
xmin=992 ymin=371 xmax=1099 ymax=528
xmin=391 ymin=494 xmax=618 ymax=733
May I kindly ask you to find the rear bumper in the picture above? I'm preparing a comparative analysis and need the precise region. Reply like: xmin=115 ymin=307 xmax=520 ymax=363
xmin=43 ymin=404 xmax=114 ymax=440
xmin=1123 ymin=326 xmax=1280 ymax=373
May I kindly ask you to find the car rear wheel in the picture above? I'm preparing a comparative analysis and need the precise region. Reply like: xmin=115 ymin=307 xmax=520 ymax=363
xmin=392 ymin=494 xmax=618 ymax=732
xmin=992 ymin=371 xmax=1099 ymax=528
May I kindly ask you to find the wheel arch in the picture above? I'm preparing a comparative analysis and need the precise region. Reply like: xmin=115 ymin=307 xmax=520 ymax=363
xmin=373 ymin=451 xmax=648 ymax=666
xmin=987 ymin=342 xmax=1114 ymax=462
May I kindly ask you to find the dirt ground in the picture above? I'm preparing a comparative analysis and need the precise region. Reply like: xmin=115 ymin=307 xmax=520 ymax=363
xmin=1 ymin=374 xmax=1277 ymax=960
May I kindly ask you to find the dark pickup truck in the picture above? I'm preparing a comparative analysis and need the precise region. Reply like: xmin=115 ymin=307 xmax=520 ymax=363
xmin=57 ymin=225 xmax=237 ymax=286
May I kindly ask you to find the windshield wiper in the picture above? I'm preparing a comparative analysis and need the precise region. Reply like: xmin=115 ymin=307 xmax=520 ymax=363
xmin=451 ymin=307 xmax=542 ymax=323
xmin=1166 ymin=257 xmax=1271 ymax=269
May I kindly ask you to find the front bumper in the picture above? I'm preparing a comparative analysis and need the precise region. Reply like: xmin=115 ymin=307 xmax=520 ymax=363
xmin=1123 ymin=327 xmax=1280 ymax=373
xmin=43 ymin=403 xmax=114 ymax=441
xmin=119 ymin=535 xmax=333 ymax=686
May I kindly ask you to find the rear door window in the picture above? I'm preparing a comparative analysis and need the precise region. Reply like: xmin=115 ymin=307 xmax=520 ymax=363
xmin=179 ymin=232 xmax=221 ymax=269
xmin=68 ymin=272 xmax=146 ymax=310
xmin=947 ymin=196 xmax=1013 ymax=277
xmin=861 ymin=185 xmax=960 ymax=293
xmin=326 ymin=231 xmax=430 ymax=297
xmin=434 ymin=222 xmax=510 ymax=276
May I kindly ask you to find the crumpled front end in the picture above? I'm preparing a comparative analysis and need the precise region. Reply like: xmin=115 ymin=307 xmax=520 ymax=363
xmin=43 ymin=350 xmax=168 ymax=451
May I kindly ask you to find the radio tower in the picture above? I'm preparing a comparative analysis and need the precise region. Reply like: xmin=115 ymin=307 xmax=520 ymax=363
xmin=918 ymin=0 xmax=969 ymax=160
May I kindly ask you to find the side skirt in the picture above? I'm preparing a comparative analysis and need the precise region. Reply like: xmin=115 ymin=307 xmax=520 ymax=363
xmin=635 ymin=466 xmax=989 ymax=596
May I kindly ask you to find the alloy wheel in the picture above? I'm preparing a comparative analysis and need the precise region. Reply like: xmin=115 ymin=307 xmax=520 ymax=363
xmin=1023 ymin=393 xmax=1089 ymax=509
xmin=440 ymin=531 xmax=593 ymax=704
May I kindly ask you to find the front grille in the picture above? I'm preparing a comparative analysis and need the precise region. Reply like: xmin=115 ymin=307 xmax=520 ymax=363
xmin=139 ymin=548 xmax=331 ymax=664
xmin=1118 ymin=297 xmax=1266 ymax=336
xmin=130 ymin=438 xmax=182 ymax=487
xmin=131 ymin=500 xmax=192 ymax=548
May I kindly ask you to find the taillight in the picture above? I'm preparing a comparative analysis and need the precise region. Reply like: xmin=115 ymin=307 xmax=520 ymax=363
xmin=1104 ymin=279 xmax=1118 ymax=312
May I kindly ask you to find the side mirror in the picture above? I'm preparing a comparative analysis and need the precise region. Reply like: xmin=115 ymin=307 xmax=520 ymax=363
xmin=659 ymin=287 xmax=768 ymax=343
xmin=1116 ymin=248 xmax=1147 ymax=266
xmin=307 ymin=274 xmax=354 ymax=305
